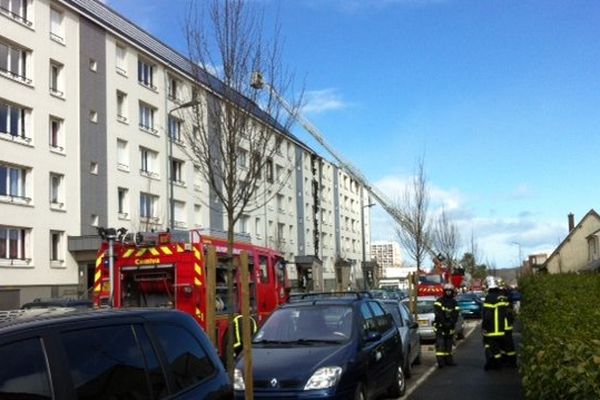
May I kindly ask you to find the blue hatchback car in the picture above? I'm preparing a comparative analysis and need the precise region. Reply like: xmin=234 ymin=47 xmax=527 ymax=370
xmin=457 ymin=293 xmax=484 ymax=318
xmin=234 ymin=292 xmax=406 ymax=399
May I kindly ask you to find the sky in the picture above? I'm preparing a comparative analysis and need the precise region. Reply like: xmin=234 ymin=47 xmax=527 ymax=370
xmin=103 ymin=0 xmax=600 ymax=268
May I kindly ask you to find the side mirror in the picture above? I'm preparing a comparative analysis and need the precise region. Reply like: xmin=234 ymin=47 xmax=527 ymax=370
xmin=409 ymin=321 xmax=419 ymax=330
xmin=364 ymin=331 xmax=382 ymax=343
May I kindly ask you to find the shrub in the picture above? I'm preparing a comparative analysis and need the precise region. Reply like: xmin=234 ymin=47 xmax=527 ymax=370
xmin=519 ymin=274 xmax=600 ymax=399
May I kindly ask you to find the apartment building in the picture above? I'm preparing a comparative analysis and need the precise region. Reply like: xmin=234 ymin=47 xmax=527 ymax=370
xmin=0 ymin=0 xmax=371 ymax=307
xmin=371 ymin=241 xmax=403 ymax=268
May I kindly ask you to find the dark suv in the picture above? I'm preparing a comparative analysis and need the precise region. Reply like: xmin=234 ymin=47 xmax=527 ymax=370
xmin=234 ymin=292 xmax=406 ymax=399
xmin=0 ymin=308 xmax=232 ymax=400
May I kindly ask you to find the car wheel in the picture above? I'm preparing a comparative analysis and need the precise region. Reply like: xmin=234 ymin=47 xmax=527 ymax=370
xmin=353 ymin=382 xmax=366 ymax=400
xmin=388 ymin=362 xmax=406 ymax=398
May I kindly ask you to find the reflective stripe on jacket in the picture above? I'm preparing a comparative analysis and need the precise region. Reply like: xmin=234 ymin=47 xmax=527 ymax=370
xmin=482 ymin=291 xmax=508 ymax=337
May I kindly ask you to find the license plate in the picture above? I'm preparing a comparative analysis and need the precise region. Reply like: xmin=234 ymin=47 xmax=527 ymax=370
xmin=418 ymin=319 xmax=429 ymax=327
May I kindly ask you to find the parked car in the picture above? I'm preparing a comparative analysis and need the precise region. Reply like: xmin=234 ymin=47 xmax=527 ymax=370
xmin=0 ymin=308 xmax=232 ymax=400
xmin=456 ymin=293 xmax=484 ymax=318
xmin=234 ymin=292 xmax=406 ymax=399
xmin=21 ymin=297 xmax=93 ymax=309
xmin=404 ymin=296 xmax=464 ymax=342
xmin=381 ymin=300 xmax=422 ymax=377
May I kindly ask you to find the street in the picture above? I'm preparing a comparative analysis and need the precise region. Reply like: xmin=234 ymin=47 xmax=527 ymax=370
xmin=386 ymin=320 xmax=523 ymax=400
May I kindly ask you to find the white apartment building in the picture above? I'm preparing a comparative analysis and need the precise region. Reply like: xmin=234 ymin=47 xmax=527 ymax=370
xmin=0 ymin=0 xmax=371 ymax=308
xmin=371 ymin=241 xmax=403 ymax=268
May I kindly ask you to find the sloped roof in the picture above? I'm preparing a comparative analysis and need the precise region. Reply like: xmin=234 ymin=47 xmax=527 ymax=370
xmin=542 ymin=209 xmax=600 ymax=269
xmin=62 ymin=0 xmax=311 ymax=152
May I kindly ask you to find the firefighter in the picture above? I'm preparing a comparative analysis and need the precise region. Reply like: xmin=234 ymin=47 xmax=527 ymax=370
xmin=482 ymin=276 xmax=509 ymax=370
xmin=232 ymin=314 xmax=258 ymax=356
xmin=500 ymin=282 xmax=517 ymax=367
xmin=434 ymin=283 xmax=460 ymax=368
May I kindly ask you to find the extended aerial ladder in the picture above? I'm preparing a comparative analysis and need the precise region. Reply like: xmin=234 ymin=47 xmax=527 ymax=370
xmin=251 ymin=73 xmax=410 ymax=231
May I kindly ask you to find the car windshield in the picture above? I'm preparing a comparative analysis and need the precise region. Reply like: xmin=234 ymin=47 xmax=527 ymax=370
xmin=419 ymin=274 xmax=443 ymax=284
xmin=416 ymin=299 xmax=435 ymax=314
xmin=254 ymin=305 xmax=353 ymax=344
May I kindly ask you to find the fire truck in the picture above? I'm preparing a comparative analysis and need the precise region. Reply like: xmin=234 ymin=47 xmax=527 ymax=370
xmin=417 ymin=251 xmax=465 ymax=297
xmin=93 ymin=228 xmax=291 ymax=354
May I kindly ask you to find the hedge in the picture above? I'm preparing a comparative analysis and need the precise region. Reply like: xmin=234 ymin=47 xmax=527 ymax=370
xmin=518 ymin=273 xmax=600 ymax=399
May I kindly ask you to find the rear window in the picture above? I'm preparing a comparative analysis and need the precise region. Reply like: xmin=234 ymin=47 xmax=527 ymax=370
xmin=416 ymin=300 xmax=435 ymax=314
xmin=0 ymin=337 xmax=52 ymax=399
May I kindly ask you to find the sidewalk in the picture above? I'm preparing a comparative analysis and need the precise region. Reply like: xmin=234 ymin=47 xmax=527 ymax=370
xmin=406 ymin=324 xmax=523 ymax=400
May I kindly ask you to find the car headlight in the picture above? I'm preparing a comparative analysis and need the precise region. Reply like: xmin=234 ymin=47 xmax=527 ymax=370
xmin=304 ymin=366 xmax=342 ymax=390
xmin=233 ymin=368 xmax=245 ymax=391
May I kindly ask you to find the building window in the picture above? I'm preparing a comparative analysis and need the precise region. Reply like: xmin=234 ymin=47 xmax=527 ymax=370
xmin=116 ymin=91 xmax=127 ymax=122
xmin=193 ymin=165 xmax=202 ymax=191
xmin=0 ymin=41 xmax=30 ymax=84
xmin=168 ymin=75 xmax=179 ymax=101
xmin=0 ymin=226 xmax=27 ymax=260
xmin=49 ymin=7 xmax=65 ymax=43
xmin=174 ymin=200 xmax=185 ymax=227
xmin=238 ymin=214 xmax=249 ymax=234
xmin=89 ymin=110 xmax=97 ymax=123
xmin=237 ymin=148 xmax=247 ymax=168
xmin=139 ymin=103 xmax=156 ymax=133
xmin=0 ymin=0 xmax=31 ymax=26
xmin=117 ymin=139 xmax=129 ymax=170
xmin=50 ymin=231 xmax=63 ymax=262
xmin=0 ymin=163 xmax=27 ymax=200
xmin=49 ymin=116 xmax=63 ymax=150
xmin=194 ymin=204 xmax=202 ymax=227
xmin=89 ymin=58 xmax=97 ymax=72
xmin=49 ymin=61 xmax=64 ymax=97
xmin=140 ymin=192 xmax=158 ymax=219
xmin=168 ymin=115 xmax=181 ymax=141
xmin=0 ymin=101 xmax=29 ymax=141
xmin=90 ymin=162 xmax=98 ymax=175
xmin=116 ymin=44 xmax=127 ymax=75
xmin=118 ymin=187 xmax=128 ymax=217
xmin=266 ymin=158 xmax=273 ymax=183
xmin=255 ymin=218 xmax=261 ymax=238
xmin=171 ymin=158 xmax=183 ymax=184
xmin=137 ymin=59 xmax=155 ymax=89
xmin=140 ymin=147 xmax=158 ymax=176
xmin=49 ymin=173 xmax=63 ymax=205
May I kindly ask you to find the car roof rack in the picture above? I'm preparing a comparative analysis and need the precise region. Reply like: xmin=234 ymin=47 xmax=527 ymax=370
xmin=288 ymin=291 xmax=373 ymax=302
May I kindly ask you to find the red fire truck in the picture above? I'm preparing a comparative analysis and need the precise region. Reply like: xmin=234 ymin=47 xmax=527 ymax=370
xmin=93 ymin=228 xmax=291 ymax=353
xmin=417 ymin=253 xmax=465 ymax=297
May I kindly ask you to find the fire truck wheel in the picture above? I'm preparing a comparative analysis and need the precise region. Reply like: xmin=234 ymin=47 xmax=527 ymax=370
xmin=353 ymin=382 xmax=366 ymax=400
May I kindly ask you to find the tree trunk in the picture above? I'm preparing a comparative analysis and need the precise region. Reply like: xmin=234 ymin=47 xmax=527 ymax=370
xmin=226 ymin=213 xmax=235 ymax=381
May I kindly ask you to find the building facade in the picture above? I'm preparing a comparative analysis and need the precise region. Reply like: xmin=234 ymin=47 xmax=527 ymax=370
xmin=542 ymin=210 xmax=600 ymax=274
xmin=371 ymin=241 xmax=402 ymax=269
xmin=0 ymin=0 xmax=371 ymax=308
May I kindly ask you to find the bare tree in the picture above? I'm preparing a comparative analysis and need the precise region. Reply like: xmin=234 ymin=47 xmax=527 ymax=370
xmin=432 ymin=207 xmax=462 ymax=270
xmin=182 ymin=0 xmax=302 ymax=380
xmin=395 ymin=159 xmax=432 ymax=271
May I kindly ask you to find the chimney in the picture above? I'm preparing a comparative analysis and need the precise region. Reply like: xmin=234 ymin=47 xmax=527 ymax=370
xmin=568 ymin=213 xmax=575 ymax=232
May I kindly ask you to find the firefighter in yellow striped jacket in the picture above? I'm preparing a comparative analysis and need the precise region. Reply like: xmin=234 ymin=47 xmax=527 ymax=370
xmin=434 ymin=283 xmax=460 ymax=368
xmin=500 ymin=284 xmax=517 ymax=367
xmin=482 ymin=276 xmax=509 ymax=370
xmin=232 ymin=314 xmax=258 ymax=356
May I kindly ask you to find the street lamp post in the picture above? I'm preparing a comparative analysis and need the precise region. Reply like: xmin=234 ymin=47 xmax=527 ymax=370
xmin=167 ymin=100 xmax=200 ymax=231
xmin=361 ymin=194 xmax=376 ymax=290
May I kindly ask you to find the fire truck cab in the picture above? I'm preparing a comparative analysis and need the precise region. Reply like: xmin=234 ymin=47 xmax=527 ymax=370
xmin=93 ymin=228 xmax=290 ymax=353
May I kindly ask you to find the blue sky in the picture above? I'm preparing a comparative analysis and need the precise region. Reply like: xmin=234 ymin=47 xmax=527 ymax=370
xmin=104 ymin=0 xmax=600 ymax=268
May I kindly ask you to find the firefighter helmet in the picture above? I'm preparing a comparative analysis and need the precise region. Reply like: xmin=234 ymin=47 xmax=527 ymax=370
xmin=485 ymin=276 xmax=499 ymax=289
xmin=443 ymin=283 xmax=455 ymax=291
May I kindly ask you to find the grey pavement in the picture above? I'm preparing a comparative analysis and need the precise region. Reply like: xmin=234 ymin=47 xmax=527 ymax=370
xmin=403 ymin=323 xmax=523 ymax=400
